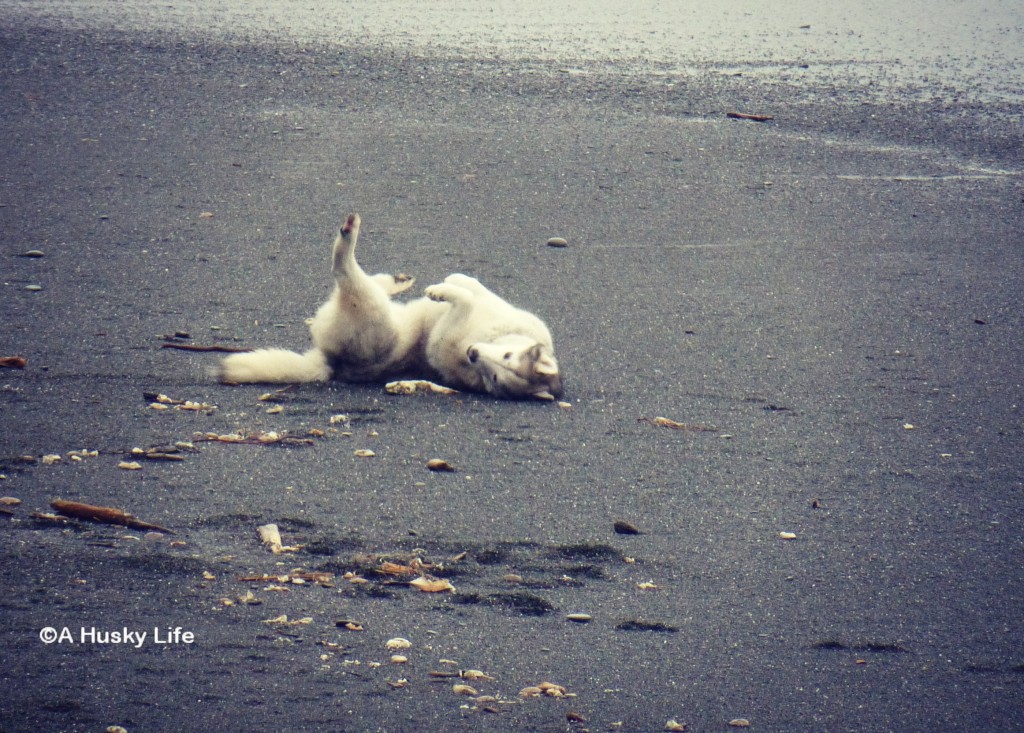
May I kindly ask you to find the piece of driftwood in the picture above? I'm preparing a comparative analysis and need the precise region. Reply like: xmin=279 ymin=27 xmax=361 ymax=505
xmin=726 ymin=111 xmax=774 ymax=122
xmin=50 ymin=499 xmax=175 ymax=534
xmin=161 ymin=342 xmax=251 ymax=353
xmin=0 ymin=356 xmax=27 ymax=369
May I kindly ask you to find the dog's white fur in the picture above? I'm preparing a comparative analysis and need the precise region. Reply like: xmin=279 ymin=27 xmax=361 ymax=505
xmin=217 ymin=214 xmax=562 ymax=400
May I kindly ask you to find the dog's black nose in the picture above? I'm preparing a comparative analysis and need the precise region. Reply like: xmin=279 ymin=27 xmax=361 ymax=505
xmin=467 ymin=346 xmax=479 ymax=363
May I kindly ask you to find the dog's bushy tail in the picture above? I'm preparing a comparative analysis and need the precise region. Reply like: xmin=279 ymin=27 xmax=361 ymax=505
xmin=217 ymin=348 xmax=330 ymax=384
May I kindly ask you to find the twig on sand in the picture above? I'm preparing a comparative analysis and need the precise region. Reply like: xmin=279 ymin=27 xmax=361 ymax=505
xmin=161 ymin=342 xmax=251 ymax=353
xmin=50 ymin=498 xmax=175 ymax=534
xmin=726 ymin=111 xmax=774 ymax=122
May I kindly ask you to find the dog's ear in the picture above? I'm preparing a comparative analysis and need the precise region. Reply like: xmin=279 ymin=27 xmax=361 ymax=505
xmin=527 ymin=343 xmax=560 ymax=377
xmin=534 ymin=359 xmax=558 ymax=376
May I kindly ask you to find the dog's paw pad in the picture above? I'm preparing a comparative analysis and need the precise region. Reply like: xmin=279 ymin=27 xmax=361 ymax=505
xmin=390 ymin=274 xmax=416 ymax=295
xmin=425 ymin=285 xmax=448 ymax=302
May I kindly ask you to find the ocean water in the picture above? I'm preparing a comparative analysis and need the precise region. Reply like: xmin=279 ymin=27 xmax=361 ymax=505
xmin=3 ymin=0 xmax=1022 ymax=101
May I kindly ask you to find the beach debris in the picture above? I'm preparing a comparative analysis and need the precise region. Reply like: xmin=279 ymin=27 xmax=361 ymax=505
xmin=161 ymin=342 xmax=250 ymax=353
xmin=639 ymin=416 xmax=719 ymax=432
xmin=262 ymin=615 xmax=312 ymax=626
xmin=354 ymin=449 xmax=376 ymax=457
xmin=726 ymin=111 xmax=774 ymax=122
xmin=385 ymin=637 xmax=412 ymax=651
xmin=613 ymin=520 xmax=642 ymax=535
xmin=426 ymin=458 xmax=456 ymax=472
xmin=779 ymin=531 xmax=798 ymax=540
xmin=0 ymin=356 xmax=27 ymax=369
xmin=257 ymin=385 xmax=297 ymax=402
xmin=257 ymin=523 xmax=301 ymax=553
xmin=385 ymin=379 xmax=459 ymax=395
xmin=666 ymin=721 xmax=688 ymax=731
xmin=193 ymin=431 xmax=313 ymax=447
xmin=30 ymin=511 xmax=71 ymax=525
xmin=144 ymin=392 xmax=217 ymax=412
xmin=117 ymin=461 xmax=143 ymax=470
xmin=452 ymin=683 xmax=479 ymax=696
xmin=566 ymin=613 xmax=593 ymax=623
xmin=520 ymin=681 xmax=571 ymax=699
xmin=409 ymin=575 xmax=455 ymax=593
xmin=50 ymin=498 xmax=174 ymax=533
xmin=728 ymin=719 xmax=752 ymax=728
xmin=238 ymin=570 xmax=333 ymax=585
xmin=130 ymin=447 xmax=186 ymax=462
xmin=546 ymin=237 xmax=568 ymax=248
xmin=615 ymin=619 xmax=679 ymax=633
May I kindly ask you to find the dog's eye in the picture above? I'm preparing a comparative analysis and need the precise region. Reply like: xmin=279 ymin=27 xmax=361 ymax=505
xmin=503 ymin=352 xmax=512 ymax=360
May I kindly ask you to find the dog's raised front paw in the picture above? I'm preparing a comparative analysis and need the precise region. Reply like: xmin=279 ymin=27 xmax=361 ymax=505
xmin=425 ymin=284 xmax=451 ymax=302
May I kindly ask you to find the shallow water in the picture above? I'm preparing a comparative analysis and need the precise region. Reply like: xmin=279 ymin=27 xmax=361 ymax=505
xmin=3 ymin=0 xmax=1022 ymax=102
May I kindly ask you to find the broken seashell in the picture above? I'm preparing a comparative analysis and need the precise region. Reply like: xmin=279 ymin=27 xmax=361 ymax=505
xmin=409 ymin=576 xmax=455 ymax=593
xmin=538 ymin=681 xmax=568 ymax=697
xmin=385 ymin=637 xmax=412 ymax=650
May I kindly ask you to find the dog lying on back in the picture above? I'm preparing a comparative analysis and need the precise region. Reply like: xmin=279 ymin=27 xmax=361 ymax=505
xmin=217 ymin=214 xmax=563 ymax=400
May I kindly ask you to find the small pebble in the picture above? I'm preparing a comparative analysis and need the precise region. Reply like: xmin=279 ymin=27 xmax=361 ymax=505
xmin=426 ymin=458 xmax=456 ymax=472
xmin=546 ymin=237 xmax=568 ymax=247
xmin=566 ymin=613 xmax=593 ymax=623
xmin=23 ymin=250 xmax=45 ymax=258
xmin=25 ymin=284 xmax=43 ymax=291
xmin=613 ymin=520 xmax=642 ymax=535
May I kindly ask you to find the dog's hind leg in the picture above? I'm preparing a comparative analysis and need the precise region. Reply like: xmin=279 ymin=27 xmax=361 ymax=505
xmin=312 ymin=214 xmax=404 ymax=372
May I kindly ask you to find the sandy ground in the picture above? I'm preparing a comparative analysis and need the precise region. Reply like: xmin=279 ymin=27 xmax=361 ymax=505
xmin=1 ymin=5 xmax=1022 ymax=732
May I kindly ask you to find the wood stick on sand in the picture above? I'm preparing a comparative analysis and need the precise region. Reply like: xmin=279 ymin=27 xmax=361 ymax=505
xmin=50 ymin=499 xmax=175 ymax=534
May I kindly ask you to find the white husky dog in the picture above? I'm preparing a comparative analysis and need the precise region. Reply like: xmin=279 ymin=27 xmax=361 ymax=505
xmin=217 ymin=214 xmax=562 ymax=400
